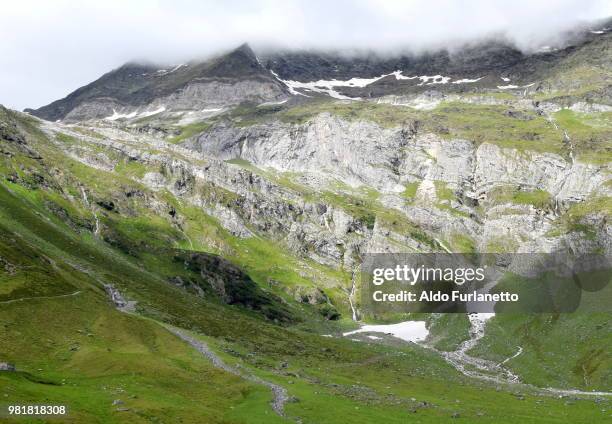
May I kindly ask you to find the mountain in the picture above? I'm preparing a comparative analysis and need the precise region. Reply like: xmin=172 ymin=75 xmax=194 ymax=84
xmin=260 ymin=28 xmax=612 ymax=102
xmin=28 ymin=24 xmax=612 ymax=123
xmin=262 ymin=22 xmax=611 ymax=82
xmin=2 ymin=19 xmax=611 ymax=423
xmin=26 ymin=43 xmax=288 ymax=122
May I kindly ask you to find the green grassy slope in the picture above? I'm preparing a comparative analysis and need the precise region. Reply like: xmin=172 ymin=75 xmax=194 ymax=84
xmin=0 ymin=107 xmax=610 ymax=422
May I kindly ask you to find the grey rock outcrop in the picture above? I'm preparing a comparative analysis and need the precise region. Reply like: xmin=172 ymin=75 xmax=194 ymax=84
xmin=0 ymin=362 xmax=16 ymax=371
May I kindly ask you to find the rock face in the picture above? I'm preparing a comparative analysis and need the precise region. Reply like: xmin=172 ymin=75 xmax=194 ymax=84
xmin=189 ymin=113 xmax=412 ymax=191
xmin=190 ymin=113 xmax=610 ymax=204
xmin=104 ymin=284 xmax=137 ymax=313
xmin=32 ymin=87 xmax=610 ymax=279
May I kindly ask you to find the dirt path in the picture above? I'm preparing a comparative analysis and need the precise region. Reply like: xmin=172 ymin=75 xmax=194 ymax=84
xmin=164 ymin=326 xmax=289 ymax=416
xmin=103 ymin=284 xmax=290 ymax=417
xmin=0 ymin=290 xmax=81 ymax=304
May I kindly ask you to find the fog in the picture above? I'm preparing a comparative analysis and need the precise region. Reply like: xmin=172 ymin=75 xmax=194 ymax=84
xmin=1 ymin=0 xmax=610 ymax=110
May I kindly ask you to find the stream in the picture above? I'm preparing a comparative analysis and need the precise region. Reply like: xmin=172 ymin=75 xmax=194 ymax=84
xmin=348 ymin=269 xmax=359 ymax=321
xmin=342 ymin=264 xmax=612 ymax=397
xmin=80 ymin=186 xmax=100 ymax=237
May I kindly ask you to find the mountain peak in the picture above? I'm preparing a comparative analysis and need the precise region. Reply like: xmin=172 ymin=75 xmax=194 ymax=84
xmin=204 ymin=42 xmax=264 ymax=78
xmin=234 ymin=42 xmax=257 ymax=59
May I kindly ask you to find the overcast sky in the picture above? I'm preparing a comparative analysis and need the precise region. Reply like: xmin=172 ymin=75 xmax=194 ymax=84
xmin=1 ymin=0 xmax=610 ymax=111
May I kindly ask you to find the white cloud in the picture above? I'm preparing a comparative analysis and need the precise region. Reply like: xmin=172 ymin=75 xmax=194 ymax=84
xmin=0 ymin=0 xmax=610 ymax=110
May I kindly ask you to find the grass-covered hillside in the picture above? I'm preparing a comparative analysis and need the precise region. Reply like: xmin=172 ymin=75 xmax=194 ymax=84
xmin=1 ymin=100 xmax=610 ymax=424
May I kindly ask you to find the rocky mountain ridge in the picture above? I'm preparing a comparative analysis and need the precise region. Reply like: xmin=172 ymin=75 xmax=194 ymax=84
xmin=27 ymin=44 xmax=288 ymax=122
xmin=27 ymin=18 xmax=612 ymax=122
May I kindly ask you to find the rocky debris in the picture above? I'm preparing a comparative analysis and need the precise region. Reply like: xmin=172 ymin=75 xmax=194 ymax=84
xmin=504 ymin=109 xmax=534 ymax=120
xmin=192 ymin=114 xmax=608 ymax=207
xmin=203 ymin=203 xmax=252 ymax=238
xmin=168 ymin=276 xmax=206 ymax=298
xmin=439 ymin=313 xmax=521 ymax=385
xmin=142 ymin=172 xmax=166 ymax=190
xmin=127 ymin=123 xmax=180 ymax=138
xmin=292 ymin=286 xmax=329 ymax=305
xmin=291 ymin=286 xmax=340 ymax=320
xmin=0 ymin=117 xmax=26 ymax=145
xmin=0 ymin=362 xmax=16 ymax=371
xmin=0 ymin=257 xmax=17 ymax=275
xmin=569 ymin=102 xmax=612 ymax=113
xmin=96 ymin=200 xmax=115 ymax=211
xmin=103 ymin=284 xmax=137 ymax=313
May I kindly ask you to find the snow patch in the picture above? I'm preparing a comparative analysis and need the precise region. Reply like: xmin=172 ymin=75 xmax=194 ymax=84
xmin=390 ymin=70 xmax=418 ymax=80
xmin=538 ymin=45 xmax=559 ymax=53
xmin=138 ymin=106 xmax=166 ymax=118
xmin=105 ymin=106 xmax=166 ymax=121
xmin=271 ymin=73 xmax=362 ymax=100
xmin=169 ymin=63 xmax=187 ymax=73
xmin=452 ymin=77 xmax=483 ymax=84
xmin=418 ymin=75 xmax=451 ymax=86
xmin=155 ymin=64 xmax=187 ymax=76
xmin=497 ymin=84 xmax=519 ymax=89
xmin=501 ymin=77 xmax=511 ymax=82
xmin=257 ymin=99 xmax=288 ymax=107
xmin=271 ymin=69 xmax=455 ymax=99
xmin=105 ymin=109 xmax=138 ymax=121
xmin=497 ymin=82 xmax=535 ymax=90
xmin=343 ymin=321 xmax=429 ymax=343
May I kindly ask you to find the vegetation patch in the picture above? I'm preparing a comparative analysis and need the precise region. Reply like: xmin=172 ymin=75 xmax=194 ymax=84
xmin=402 ymin=182 xmax=419 ymax=203
xmin=489 ymin=186 xmax=552 ymax=210
xmin=553 ymin=109 xmax=612 ymax=165
xmin=448 ymin=232 xmax=477 ymax=255
xmin=547 ymin=196 xmax=611 ymax=238
xmin=168 ymin=121 xmax=212 ymax=144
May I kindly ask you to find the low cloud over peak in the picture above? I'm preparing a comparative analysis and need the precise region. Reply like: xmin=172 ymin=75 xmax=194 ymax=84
xmin=1 ymin=0 xmax=610 ymax=110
